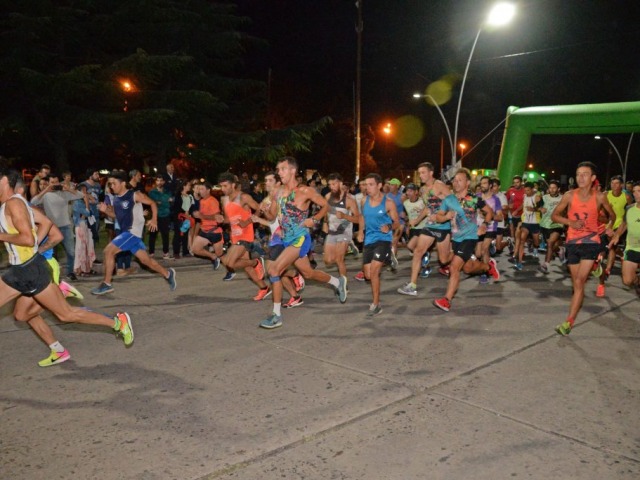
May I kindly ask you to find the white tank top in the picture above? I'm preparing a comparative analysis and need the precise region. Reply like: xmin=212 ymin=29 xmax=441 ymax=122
xmin=0 ymin=194 xmax=38 ymax=265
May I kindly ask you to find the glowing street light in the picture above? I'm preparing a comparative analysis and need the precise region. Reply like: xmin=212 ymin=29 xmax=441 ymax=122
xmin=459 ymin=142 xmax=467 ymax=158
xmin=594 ymin=135 xmax=634 ymax=183
xmin=452 ymin=2 xmax=516 ymax=169
xmin=383 ymin=122 xmax=392 ymax=135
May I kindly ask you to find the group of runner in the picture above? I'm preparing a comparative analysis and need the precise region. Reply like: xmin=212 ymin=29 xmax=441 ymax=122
xmin=1 ymin=158 xmax=639 ymax=366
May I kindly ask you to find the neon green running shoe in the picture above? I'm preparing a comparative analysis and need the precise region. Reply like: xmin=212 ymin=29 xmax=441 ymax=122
xmin=38 ymin=349 xmax=71 ymax=367
xmin=555 ymin=321 xmax=572 ymax=336
xmin=115 ymin=312 xmax=134 ymax=346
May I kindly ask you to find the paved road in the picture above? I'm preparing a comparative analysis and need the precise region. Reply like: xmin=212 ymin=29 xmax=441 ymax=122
xmin=1 ymin=251 xmax=638 ymax=479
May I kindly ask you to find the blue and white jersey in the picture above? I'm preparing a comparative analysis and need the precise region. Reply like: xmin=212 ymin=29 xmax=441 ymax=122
xmin=113 ymin=189 xmax=145 ymax=238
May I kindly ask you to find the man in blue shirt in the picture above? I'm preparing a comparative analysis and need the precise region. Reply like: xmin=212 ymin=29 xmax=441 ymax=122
xmin=433 ymin=168 xmax=500 ymax=312
xmin=357 ymin=173 xmax=400 ymax=317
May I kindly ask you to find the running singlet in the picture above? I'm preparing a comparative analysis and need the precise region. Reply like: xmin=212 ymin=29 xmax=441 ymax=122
xmin=113 ymin=189 xmax=145 ymax=238
xmin=607 ymin=191 xmax=628 ymax=229
xmin=624 ymin=205 xmax=640 ymax=253
xmin=327 ymin=192 xmax=353 ymax=236
xmin=363 ymin=195 xmax=392 ymax=245
xmin=506 ymin=186 xmax=525 ymax=217
xmin=403 ymin=198 xmax=428 ymax=229
xmin=476 ymin=194 xmax=500 ymax=232
xmin=423 ymin=185 xmax=450 ymax=230
xmin=387 ymin=191 xmax=404 ymax=223
xmin=224 ymin=194 xmax=254 ymax=243
xmin=277 ymin=189 xmax=309 ymax=244
xmin=566 ymin=189 xmax=600 ymax=245
xmin=0 ymin=194 xmax=38 ymax=265
xmin=522 ymin=194 xmax=539 ymax=224
xmin=540 ymin=194 xmax=563 ymax=229
xmin=199 ymin=196 xmax=222 ymax=233
xmin=440 ymin=193 xmax=485 ymax=242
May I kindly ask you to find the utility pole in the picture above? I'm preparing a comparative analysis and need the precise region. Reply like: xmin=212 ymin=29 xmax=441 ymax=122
xmin=354 ymin=0 xmax=363 ymax=181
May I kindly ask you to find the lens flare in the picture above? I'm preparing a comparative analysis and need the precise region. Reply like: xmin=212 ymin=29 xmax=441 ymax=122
xmin=393 ymin=116 xmax=425 ymax=148
xmin=425 ymin=79 xmax=453 ymax=106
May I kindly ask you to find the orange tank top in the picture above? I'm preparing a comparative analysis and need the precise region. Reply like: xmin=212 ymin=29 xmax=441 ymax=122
xmin=199 ymin=196 xmax=222 ymax=233
xmin=566 ymin=189 xmax=600 ymax=245
xmin=224 ymin=194 xmax=254 ymax=243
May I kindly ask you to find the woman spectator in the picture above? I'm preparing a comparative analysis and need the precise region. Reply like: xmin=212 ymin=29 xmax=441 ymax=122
xmin=172 ymin=180 xmax=195 ymax=259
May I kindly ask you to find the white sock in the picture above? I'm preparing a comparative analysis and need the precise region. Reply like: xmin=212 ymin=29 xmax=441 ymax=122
xmin=49 ymin=341 xmax=65 ymax=353
xmin=328 ymin=276 xmax=340 ymax=288
xmin=273 ymin=303 xmax=282 ymax=316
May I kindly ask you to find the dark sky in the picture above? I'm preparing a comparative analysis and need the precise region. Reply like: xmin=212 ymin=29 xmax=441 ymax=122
xmin=236 ymin=0 xmax=640 ymax=181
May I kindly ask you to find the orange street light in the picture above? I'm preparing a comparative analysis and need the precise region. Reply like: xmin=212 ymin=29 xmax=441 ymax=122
xmin=383 ymin=122 xmax=392 ymax=135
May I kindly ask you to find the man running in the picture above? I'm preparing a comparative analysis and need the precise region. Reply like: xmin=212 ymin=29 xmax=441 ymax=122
xmin=251 ymin=172 xmax=304 ymax=308
xmin=513 ymin=182 xmax=542 ymax=271
xmin=551 ymin=162 xmax=615 ymax=335
xmin=0 ymin=169 xmax=134 ymax=358
xmin=190 ymin=182 xmax=224 ymax=270
xmin=475 ymin=175 xmax=502 ymax=283
xmin=358 ymin=173 xmax=400 ymax=316
xmin=609 ymin=181 xmax=640 ymax=296
xmin=260 ymin=157 xmax=347 ymax=329
xmin=91 ymin=171 xmax=176 ymax=295
xmin=323 ymin=173 xmax=359 ymax=278
xmin=218 ymin=172 xmax=270 ymax=301
xmin=398 ymin=162 xmax=452 ymax=296
xmin=538 ymin=179 xmax=565 ymax=273
xmin=432 ymin=168 xmax=500 ymax=312
xmin=597 ymin=175 xmax=632 ymax=296
xmin=385 ymin=178 xmax=405 ymax=271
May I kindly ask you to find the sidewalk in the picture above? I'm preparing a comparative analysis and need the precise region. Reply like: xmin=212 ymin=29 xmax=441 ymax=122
xmin=1 ymin=251 xmax=638 ymax=479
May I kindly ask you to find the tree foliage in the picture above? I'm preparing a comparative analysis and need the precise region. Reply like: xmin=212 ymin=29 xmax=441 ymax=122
xmin=0 ymin=0 xmax=329 ymax=176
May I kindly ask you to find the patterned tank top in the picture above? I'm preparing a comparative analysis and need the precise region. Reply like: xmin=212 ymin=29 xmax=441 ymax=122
xmin=277 ymin=188 xmax=309 ymax=243
xmin=423 ymin=184 xmax=450 ymax=230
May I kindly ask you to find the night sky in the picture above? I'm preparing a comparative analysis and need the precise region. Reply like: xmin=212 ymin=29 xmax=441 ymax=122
xmin=236 ymin=0 xmax=640 ymax=182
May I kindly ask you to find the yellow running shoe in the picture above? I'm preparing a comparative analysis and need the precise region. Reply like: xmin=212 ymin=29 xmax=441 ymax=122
xmin=114 ymin=312 xmax=134 ymax=346
xmin=38 ymin=349 xmax=71 ymax=367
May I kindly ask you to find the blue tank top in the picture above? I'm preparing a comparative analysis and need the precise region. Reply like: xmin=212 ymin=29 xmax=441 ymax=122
xmin=114 ymin=189 xmax=145 ymax=237
xmin=363 ymin=195 xmax=392 ymax=245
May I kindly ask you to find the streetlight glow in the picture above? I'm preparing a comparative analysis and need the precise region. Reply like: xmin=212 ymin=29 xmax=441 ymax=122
xmin=487 ymin=2 xmax=516 ymax=27
xmin=451 ymin=2 xmax=516 ymax=173
xmin=383 ymin=123 xmax=392 ymax=135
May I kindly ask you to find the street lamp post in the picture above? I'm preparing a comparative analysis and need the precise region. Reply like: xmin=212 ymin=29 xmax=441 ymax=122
xmin=595 ymin=135 xmax=634 ymax=183
xmin=452 ymin=2 xmax=515 ymax=169
xmin=413 ymin=92 xmax=455 ymax=164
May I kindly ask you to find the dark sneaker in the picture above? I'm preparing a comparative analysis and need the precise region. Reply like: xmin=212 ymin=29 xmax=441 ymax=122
xmin=166 ymin=268 xmax=177 ymax=291
xmin=336 ymin=275 xmax=348 ymax=303
xmin=260 ymin=313 xmax=283 ymax=329
xmin=366 ymin=303 xmax=383 ymax=317
xmin=91 ymin=282 xmax=114 ymax=295
xmin=223 ymin=271 xmax=236 ymax=281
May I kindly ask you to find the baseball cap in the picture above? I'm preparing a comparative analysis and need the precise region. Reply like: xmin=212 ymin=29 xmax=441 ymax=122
xmin=405 ymin=183 xmax=418 ymax=190
xmin=388 ymin=178 xmax=402 ymax=186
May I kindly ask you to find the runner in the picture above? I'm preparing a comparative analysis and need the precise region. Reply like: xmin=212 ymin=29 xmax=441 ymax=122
xmin=513 ymin=182 xmax=541 ymax=271
xmin=190 ymin=182 xmax=224 ymax=270
xmin=218 ymin=172 xmax=270 ymax=301
xmin=323 ymin=173 xmax=359 ymax=278
xmin=0 ymin=169 xmax=134 ymax=360
xmin=398 ymin=162 xmax=452 ymax=296
xmin=251 ymin=172 xmax=304 ymax=308
xmin=432 ymin=168 xmax=500 ymax=312
xmin=259 ymin=157 xmax=347 ymax=329
xmin=91 ymin=170 xmax=176 ymax=295
xmin=491 ymin=178 xmax=510 ymax=256
xmin=597 ymin=175 xmax=632 ymax=296
xmin=609 ymin=181 xmax=640 ymax=296
xmin=475 ymin=176 xmax=502 ymax=283
xmin=358 ymin=173 xmax=399 ymax=316
xmin=551 ymin=162 xmax=615 ymax=335
xmin=538 ymin=179 xmax=565 ymax=273
xmin=385 ymin=178 xmax=405 ymax=271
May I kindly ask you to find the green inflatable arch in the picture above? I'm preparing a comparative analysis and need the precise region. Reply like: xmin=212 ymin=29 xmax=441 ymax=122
xmin=496 ymin=101 xmax=640 ymax=187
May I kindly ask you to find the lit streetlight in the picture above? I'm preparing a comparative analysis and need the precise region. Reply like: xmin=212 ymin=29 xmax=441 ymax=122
xmin=383 ymin=122 xmax=392 ymax=136
xmin=452 ymin=2 xmax=516 ymax=169
xmin=594 ymin=135 xmax=634 ymax=183
xmin=459 ymin=142 xmax=467 ymax=160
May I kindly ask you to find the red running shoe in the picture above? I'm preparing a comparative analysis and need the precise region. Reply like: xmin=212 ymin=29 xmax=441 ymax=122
xmin=487 ymin=258 xmax=500 ymax=281
xmin=433 ymin=297 xmax=451 ymax=312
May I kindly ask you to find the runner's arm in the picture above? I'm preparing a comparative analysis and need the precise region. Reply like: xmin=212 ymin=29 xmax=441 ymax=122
xmin=551 ymin=192 xmax=573 ymax=227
